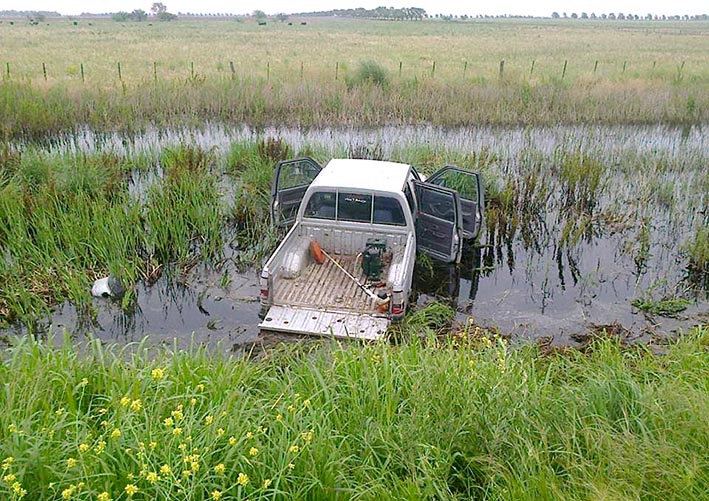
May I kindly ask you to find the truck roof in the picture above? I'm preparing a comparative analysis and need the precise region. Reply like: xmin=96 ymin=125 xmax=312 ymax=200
xmin=309 ymin=159 xmax=411 ymax=194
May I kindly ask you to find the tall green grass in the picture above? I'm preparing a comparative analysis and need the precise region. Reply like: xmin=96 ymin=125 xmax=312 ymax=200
xmin=1 ymin=78 xmax=707 ymax=141
xmin=0 ymin=328 xmax=707 ymax=499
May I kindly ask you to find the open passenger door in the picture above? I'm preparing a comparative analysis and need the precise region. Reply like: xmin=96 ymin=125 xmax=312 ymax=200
xmin=414 ymin=181 xmax=463 ymax=264
xmin=425 ymin=166 xmax=484 ymax=240
xmin=271 ymin=157 xmax=322 ymax=228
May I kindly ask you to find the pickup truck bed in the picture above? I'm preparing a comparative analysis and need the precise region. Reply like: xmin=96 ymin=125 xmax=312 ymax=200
xmin=273 ymin=253 xmax=384 ymax=312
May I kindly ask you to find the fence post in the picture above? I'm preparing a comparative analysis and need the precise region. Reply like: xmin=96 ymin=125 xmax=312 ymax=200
xmin=593 ymin=60 xmax=598 ymax=74
xmin=561 ymin=60 xmax=567 ymax=79
xmin=190 ymin=61 xmax=194 ymax=79
xmin=463 ymin=61 xmax=467 ymax=78
xmin=117 ymin=61 xmax=122 ymax=81
xmin=80 ymin=63 xmax=85 ymax=83
xmin=229 ymin=61 xmax=235 ymax=79
xmin=267 ymin=62 xmax=270 ymax=81
xmin=300 ymin=61 xmax=304 ymax=80
xmin=431 ymin=61 xmax=436 ymax=78
xmin=622 ymin=61 xmax=627 ymax=74
xmin=335 ymin=61 xmax=339 ymax=81
xmin=5 ymin=62 xmax=9 ymax=79
xmin=652 ymin=61 xmax=656 ymax=69
xmin=42 ymin=62 xmax=47 ymax=81
xmin=499 ymin=60 xmax=504 ymax=78
xmin=530 ymin=59 xmax=535 ymax=77
xmin=399 ymin=61 xmax=402 ymax=77
xmin=153 ymin=62 xmax=157 ymax=84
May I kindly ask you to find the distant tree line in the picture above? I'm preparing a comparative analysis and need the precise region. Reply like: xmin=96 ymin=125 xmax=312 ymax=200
xmin=297 ymin=6 xmax=427 ymax=20
xmin=111 ymin=3 xmax=176 ymax=22
xmin=551 ymin=11 xmax=708 ymax=21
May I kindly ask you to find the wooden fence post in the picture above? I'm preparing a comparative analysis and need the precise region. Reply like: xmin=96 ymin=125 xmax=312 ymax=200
xmin=80 ymin=63 xmax=85 ymax=83
xmin=463 ymin=61 xmax=467 ymax=78
xmin=399 ymin=61 xmax=402 ymax=77
xmin=431 ymin=61 xmax=436 ymax=78
xmin=153 ymin=62 xmax=157 ymax=84
xmin=117 ymin=61 xmax=122 ymax=81
xmin=190 ymin=61 xmax=194 ymax=79
xmin=622 ymin=61 xmax=627 ymax=74
xmin=499 ymin=60 xmax=504 ymax=78
xmin=335 ymin=61 xmax=339 ymax=81
xmin=5 ymin=62 xmax=9 ymax=79
xmin=229 ymin=61 xmax=235 ymax=79
xmin=267 ymin=62 xmax=270 ymax=81
xmin=300 ymin=61 xmax=304 ymax=80
xmin=42 ymin=63 xmax=47 ymax=81
xmin=561 ymin=60 xmax=567 ymax=79
xmin=530 ymin=59 xmax=535 ymax=77
xmin=593 ymin=60 xmax=598 ymax=74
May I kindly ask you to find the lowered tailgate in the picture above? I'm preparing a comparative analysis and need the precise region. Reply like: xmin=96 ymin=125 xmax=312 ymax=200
xmin=259 ymin=305 xmax=389 ymax=341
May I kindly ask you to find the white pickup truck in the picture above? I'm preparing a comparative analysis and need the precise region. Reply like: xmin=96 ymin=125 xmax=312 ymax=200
xmin=258 ymin=157 xmax=484 ymax=340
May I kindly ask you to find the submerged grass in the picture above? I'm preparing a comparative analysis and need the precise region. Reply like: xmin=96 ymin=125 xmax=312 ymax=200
xmin=0 ymin=328 xmax=707 ymax=499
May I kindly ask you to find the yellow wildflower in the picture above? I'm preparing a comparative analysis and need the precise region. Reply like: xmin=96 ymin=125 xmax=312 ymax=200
xmin=196 ymin=383 xmax=205 ymax=392
xmin=151 ymin=367 xmax=165 ymax=381
xmin=190 ymin=461 xmax=200 ymax=472
xmin=124 ymin=484 xmax=138 ymax=497
xmin=149 ymin=441 xmax=157 ymax=449
xmin=110 ymin=428 xmax=121 ymax=439
xmin=172 ymin=407 xmax=184 ymax=421
xmin=249 ymin=447 xmax=259 ymax=457
xmin=262 ymin=478 xmax=272 ymax=489
xmin=130 ymin=399 xmax=142 ymax=412
xmin=178 ymin=443 xmax=187 ymax=452
xmin=127 ymin=473 xmax=134 ymax=480
xmin=79 ymin=378 xmax=88 ymax=388
xmin=95 ymin=441 xmax=106 ymax=454
xmin=214 ymin=463 xmax=226 ymax=475
xmin=257 ymin=426 xmax=267 ymax=434
xmin=237 ymin=472 xmax=249 ymax=486
xmin=55 ymin=408 xmax=65 ymax=416
xmin=228 ymin=436 xmax=237 ymax=446
xmin=3 ymin=473 xmax=16 ymax=483
xmin=301 ymin=430 xmax=314 ymax=444
xmin=62 ymin=486 xmax=75 ymax=499
xmin=303 ymin=399 xmax=311 ymax=408
xmin=205 ymin=415 xmax=213 ymax=425
xmin=2 ymin=457 xmax=14 ymax=468
xmin=288 ymin=463 xmax=295 ymax=470
xmin=8 ymin=424 xmax=17 ymax=433
xmin=276 ymin=415 xmax=283 ymax=422
xmin=160 ymin=464 xmax=172 ymax=475
xmin=66 ymin=458 xmax=78 ymax=468
xmin=120 ymin=396 xmax=131 ymax=407
xmin=78 ymin=443 xmax=89 ymax=453
xmin=190 ymin=398 xmax=197 ymax=406
xmin=245 ymin=431 xmax=254 ymax=440
xmin=182 ymin=470 xmax=192 ymax=478
xmin=173 ymin=427 xmax=182 ymax=436
xmin=211 ymin=491 xmax=222 ymax=500
xmin=164 ymin=417 xmax=174 ymax=427
xmin=97 ymin=492 xmax=111 ymax=501
xmin=289 ymin=444 xmax=299 ymax=453
xmin=216 ymin=428 xmax=225 ymax=437
xmin=287 ymin=405 xmax=295 ymax=412
xmin=13 ymin=483 xmax=26 ymax=498
xmin=146 ymin=471 xmax=159 ymax=484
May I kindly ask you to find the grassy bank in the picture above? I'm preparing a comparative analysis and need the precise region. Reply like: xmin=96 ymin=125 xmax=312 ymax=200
xmin=0 ymin=328 xmax=708 ymax=500
xmin=1 ymin=18 xmax=708 ymax=139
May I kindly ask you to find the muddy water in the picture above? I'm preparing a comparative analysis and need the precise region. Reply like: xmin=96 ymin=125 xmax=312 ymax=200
xmin=8 ymin=124 xmax=708 ymax=348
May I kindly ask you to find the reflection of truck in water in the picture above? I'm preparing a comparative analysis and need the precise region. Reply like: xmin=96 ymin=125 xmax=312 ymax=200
xmin=258 ymin=158 xmax=484 ymax=340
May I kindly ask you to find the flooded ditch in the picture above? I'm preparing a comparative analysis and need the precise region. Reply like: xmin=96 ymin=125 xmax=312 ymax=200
xmin=2 ymin=124 xmax=707 ymax=348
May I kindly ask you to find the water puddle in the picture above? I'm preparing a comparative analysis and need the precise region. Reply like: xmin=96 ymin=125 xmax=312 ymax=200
xmin=4 ymin=124 xmax=707 ymax=347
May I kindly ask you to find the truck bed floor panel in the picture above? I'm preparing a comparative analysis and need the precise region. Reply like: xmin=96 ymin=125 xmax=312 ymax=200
xmin=273 ymin=254 xmax=386 ymax=313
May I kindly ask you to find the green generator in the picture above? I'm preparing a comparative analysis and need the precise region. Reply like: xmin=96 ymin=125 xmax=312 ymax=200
xmin=362 ymin=238 xmax=387 ymax=281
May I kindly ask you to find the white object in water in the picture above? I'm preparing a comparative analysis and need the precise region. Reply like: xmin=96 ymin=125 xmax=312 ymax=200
xmin=91 ymin=277 xmax=113 ymax=298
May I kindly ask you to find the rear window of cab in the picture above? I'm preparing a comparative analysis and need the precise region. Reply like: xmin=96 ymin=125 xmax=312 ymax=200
xmin=304 ymin=191 xmax=406 ymax=226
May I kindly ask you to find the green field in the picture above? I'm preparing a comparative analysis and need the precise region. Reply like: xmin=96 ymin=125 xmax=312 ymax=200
xmin=1 ymin=17 xmax=708 ymax=500
xmin=1 ymin=18 xmax=708 ymax=138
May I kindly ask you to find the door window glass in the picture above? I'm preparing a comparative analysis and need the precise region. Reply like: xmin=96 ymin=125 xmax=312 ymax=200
xmin=304 ymin=192 xmax=336 ymax=220
xmin=373 ymin=196 xmax=406 ymax=226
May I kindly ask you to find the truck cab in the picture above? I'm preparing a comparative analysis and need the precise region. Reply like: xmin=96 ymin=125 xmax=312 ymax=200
xmin=259 ymin=157 xmax=484 ymax=340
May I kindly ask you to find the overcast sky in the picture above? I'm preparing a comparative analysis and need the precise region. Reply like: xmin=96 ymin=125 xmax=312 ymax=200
xmin=2 ymin=0 xmax=706 ymax=17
